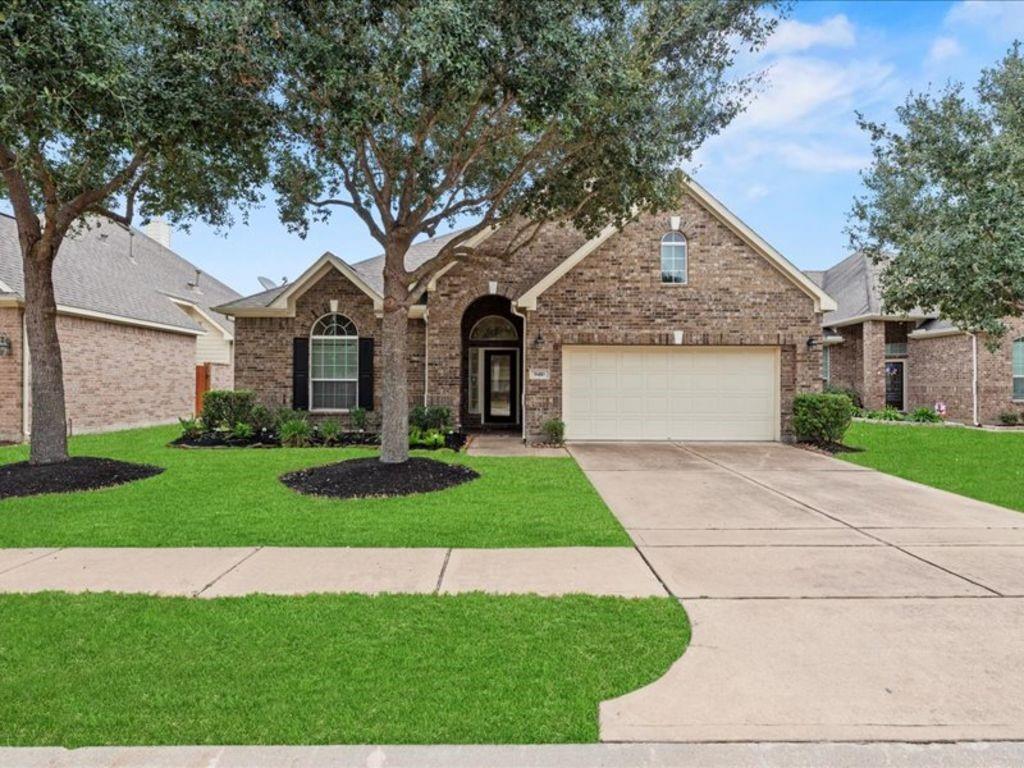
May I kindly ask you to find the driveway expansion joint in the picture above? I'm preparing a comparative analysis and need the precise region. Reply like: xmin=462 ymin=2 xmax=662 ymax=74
xmin=193 ymin=547 xmax=262 ymax=597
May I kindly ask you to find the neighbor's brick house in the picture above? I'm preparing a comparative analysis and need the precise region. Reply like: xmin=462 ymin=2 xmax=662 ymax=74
xmin=807 ymin=252 xmax=1024 ymax=424
xmin=218 ymin=180 xmax=836 ymax=442
xmin=0 ymin=215 xmax=239 ymax=442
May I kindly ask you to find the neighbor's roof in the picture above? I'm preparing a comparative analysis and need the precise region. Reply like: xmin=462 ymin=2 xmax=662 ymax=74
xmin=0 ymin=213 xmax=240 ymax=335
xmin=215 ymin=227 xmax=474 ymax=313
xmin=805 ymin=251 xmax=934 ymax=327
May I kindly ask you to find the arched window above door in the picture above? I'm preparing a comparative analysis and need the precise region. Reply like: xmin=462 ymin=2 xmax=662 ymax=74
xmin=469 ymin=315 xmax=518 ymax=341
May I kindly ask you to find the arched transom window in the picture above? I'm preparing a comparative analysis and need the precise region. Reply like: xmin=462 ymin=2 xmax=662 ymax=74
xmin=1014 ymin=338 xmax=1024 ymax=400
xmin=469 ymin=315 xmax=518 ymax=341
xmin=310 ymin=313 xmax=358 ymax=410
xmin=660 ymin=231 xmax=688 ymax=284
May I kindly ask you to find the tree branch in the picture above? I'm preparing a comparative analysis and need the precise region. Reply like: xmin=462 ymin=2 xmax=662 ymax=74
xmin=0 ymin=142 xmax=43 ymax=249
xmin=56 ymin=151 xmax=147 ymax=234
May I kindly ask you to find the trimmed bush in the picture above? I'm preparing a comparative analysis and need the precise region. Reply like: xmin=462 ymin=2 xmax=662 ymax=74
xmin=792 ymin=393 xmax=855 ymax=446
xmin=999 ymin=411 xmax=1020 ymax=426
xmin=909 ymin=406 xmax=942 ymax=423
xmin=201 ymin=390 xmax=256 ymax=430
xmin=349 ymin=407 xmax=368 ymax=431
xmin=824 ymin=384 xmax=863 ymax=409
xmin=541 ymin=418 xmax=566 ymax=445
xmin=864 ymin=406 xmax=905 ymax=421
xmin=410 ymin=405 xmax=452 ymax=431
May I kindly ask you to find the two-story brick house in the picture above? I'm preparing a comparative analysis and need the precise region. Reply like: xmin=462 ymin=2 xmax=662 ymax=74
xmin=807 ymin=251 xmax=1024 ymax=424
xmin=216 ymin=179 xmax=837 ymax=442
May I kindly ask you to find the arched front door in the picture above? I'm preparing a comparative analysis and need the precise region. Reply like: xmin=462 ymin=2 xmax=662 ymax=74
xmin=461 ymin=296 xmax=523 ymax=429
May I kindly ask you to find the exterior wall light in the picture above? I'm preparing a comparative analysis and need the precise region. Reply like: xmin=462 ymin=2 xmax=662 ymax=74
xmin=0 ymin=334 xmax=10 ymax=357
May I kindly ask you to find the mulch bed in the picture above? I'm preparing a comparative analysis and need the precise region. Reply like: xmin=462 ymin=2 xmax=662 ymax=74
xmin=0 ymin=457 xmax=164 ymax=500
xmin=281 ymin=457 xmax=479 ymax=500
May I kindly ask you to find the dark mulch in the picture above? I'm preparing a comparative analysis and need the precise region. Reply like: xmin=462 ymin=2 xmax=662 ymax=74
xmin=799 ymin=441 xmax=865 ymax=456
xmin=0 ymin=457 xmax=164 ymax=500
xmin=281 ymin=457 xmax=479 ymax=500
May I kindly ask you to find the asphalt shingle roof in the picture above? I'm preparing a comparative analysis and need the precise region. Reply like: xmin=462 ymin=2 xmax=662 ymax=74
xmin=0 ymin=213 xmax=240 ymax=334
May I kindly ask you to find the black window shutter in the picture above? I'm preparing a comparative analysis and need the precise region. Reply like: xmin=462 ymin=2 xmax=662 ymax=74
xmin=358 ymin=337 xmax=374 ymax=410
xmin=292 ymin=337 xmax=309 ymax=411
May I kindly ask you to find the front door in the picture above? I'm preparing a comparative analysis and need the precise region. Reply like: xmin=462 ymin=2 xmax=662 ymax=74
xmin=885 ymin=361 xmax=905 ymax=410
xmin=484 ymin=350 xmax=517 ymax=424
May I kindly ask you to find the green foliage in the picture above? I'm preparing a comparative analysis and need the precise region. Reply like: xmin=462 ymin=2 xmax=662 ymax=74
xmin=200 ymin=391 xmax=256 ymax=431
xmin=541 ymin=418 xmax=566 ymax=445
xmin=999 ymin=410 xmax=1021 ymax=426
xmin=177 ymin=418 xmax=203 ymax=440
xmin=824 ymin=384 xmax=863 ymax=409
xmin=792 ymin=393 xmax=856 ymax=445
xmin=409 ymin=427 xmax=447 ymax=449
xmin=909 ymin=406 xmax=942 ymax=423
xmin=864 ymin=406 xmax=906 ymax=421
xmin=249 ymin=404 xmax=278 ymax=436
xmin=851 ymin=43 xmax=1024 ymax=342
xmin=349 ymin=407 xmax=368 ymax=431
xmin=318 ymin=419 xmax=341 ymax=446
xmin=410 ymin=406 xmax=452 ymax=432
xmin=229 ymin=422 xmax=255 ymax=441
xmin=279 ymin=417 xmax=311 ymax=448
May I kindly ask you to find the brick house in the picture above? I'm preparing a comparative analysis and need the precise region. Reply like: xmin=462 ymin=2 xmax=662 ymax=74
xmin=0 ymin=215 xmax=239 ymax=442
xmin=807 ymin=251 xmax=1024 ymax=424
xmin=217 ymin=180 xmax=837 ymax=442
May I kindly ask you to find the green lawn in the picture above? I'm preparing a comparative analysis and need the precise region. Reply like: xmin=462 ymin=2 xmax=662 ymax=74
xmin=841 ymin=422 xmax=1024 ymax=512
xmin=0 ymin=425 xmax=628 ymax=547
xmin=0 ymin=592 xmax=687 ymax=746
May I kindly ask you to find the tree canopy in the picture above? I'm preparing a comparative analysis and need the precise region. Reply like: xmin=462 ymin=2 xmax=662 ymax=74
xmin=851 ymin=43 xmax=1024 ymax=341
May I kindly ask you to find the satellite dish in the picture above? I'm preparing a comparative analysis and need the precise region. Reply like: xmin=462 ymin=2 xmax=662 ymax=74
xmin=257 ymin=276 xmax=278 ymax=291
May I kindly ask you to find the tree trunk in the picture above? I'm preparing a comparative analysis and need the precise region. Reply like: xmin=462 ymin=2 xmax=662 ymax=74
xmin=23 ymin=239 xmax=69 ymax=464
xmin=379 ymin=254 xmax=411 ymax=464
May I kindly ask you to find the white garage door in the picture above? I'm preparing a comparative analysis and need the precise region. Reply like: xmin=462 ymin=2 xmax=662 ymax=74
xmin=562 ymin=345 xmax=779 ymax=441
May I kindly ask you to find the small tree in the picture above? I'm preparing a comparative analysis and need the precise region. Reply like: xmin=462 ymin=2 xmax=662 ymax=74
xmin=274 ymin=0 xmax=780 ymax=463
xmin=0 ymin=0 xmax=276 ymax=464
xmin=851 ymin=44 xmax=1024 ymax=345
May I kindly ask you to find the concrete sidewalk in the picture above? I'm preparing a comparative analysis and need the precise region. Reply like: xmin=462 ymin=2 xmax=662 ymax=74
xmin=0 ymin=546 xmax=665 ymax=598
xmin=4 ymin=742 xmax=1023 ymax=768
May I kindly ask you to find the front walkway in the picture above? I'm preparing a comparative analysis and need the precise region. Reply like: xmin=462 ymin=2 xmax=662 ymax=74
xmin=568 ymin=442 xmax=1024 ymax=742
xmin=0 ymin=546 xmax=664 ymax=598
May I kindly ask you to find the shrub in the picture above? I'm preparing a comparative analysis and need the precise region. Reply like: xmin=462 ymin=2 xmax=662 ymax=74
xmin=864 ymin=406 xmax=905 ymax=421
xmin=319 ymin=419 xmax=341 ymax=446
xmin=824 ymin=384 xmax=863 ymax=409
xmin=349 ymin=407 xmax=368 ymax=431
xmin=541 ymin=418 xmax=566 ymax=445
xmin=249 ymin=404 xmax=277 ymax=436
xmin=178 ymin=417 xmax=203 ymax=440
xmin=201 ymin=390 xmax=256 ymax=430
xmin=909 ymin=406 xmax=942 ymax=423
xmin=230 ymin=421 xmax=254 ymax=440
xmin=279 ymin=416 xmax=311 ymax=447
xmin=792 ymin=393 xmax=855 ymax=445
xmin=411 ymin=405 xmax=452 ymax=431
xmin=409 ymin=427 xmax=446 ymax=449
xmin=999 ymin=411 xmax=1020 ymax=426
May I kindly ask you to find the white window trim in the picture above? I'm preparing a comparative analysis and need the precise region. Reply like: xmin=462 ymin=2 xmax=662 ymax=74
xmin=822 ymin=346 xmax=831 ymax=383
xmin=1013 ymin=339 xmax=1024 ymax=402
xmin=660 ymin=232 xmax=688 ymax=285
xmin=310 ymin=313 xmax=359 ymax=413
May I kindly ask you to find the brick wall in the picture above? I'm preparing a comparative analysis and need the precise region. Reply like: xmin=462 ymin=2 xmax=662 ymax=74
xmin=234 ymin=269 xmax=425 ymax=415
xmin=0 ymin=306 xmax=23 ymax=441
xmin=426 ymin=193 xmax=822 ymax=439
xmin=828 ymin=322 xmax=863 ymax=397
xmin=978 ymin=317 xmax=1024 ymax=423
xmin=52 ymin=314 xmax=194 ymax=434
xmin=209 ymin=361 xmax=234 ymax=391
xmin=861 ymin=320 xmax=887 ymax=410
xmin=906 ymin=332 xmax=973 ymax=422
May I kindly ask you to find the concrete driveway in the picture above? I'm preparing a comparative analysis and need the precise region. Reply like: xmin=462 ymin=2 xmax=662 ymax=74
xmin=569 ymin=441 xmax=1024 ymax=742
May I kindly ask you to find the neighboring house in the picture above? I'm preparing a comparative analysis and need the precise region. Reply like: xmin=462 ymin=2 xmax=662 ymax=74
xmin=216 ymin=179 xmax=836 ymax=443
xmin=0 ymin=214 xmax=239 ymax=442
xmin=806 ymin=251 xmax=1024 ymax=424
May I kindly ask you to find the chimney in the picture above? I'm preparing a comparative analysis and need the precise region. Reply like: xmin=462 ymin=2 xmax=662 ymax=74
xmin=144 ymin=217 xmax=172 ymax=249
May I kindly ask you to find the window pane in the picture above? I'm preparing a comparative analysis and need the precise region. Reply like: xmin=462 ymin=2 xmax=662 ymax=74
xmin=660 ymin=236 xmax=687 ymax=284
xmin=470 ymin=316 xmax=517 ymax=341
xmin=312 ymin=313 xmax=356 ymax=337
xmin=312 ymin=338 xmax=357 ymax=379
xmin=1014 ymin=340 xmax=1024 ymax=377
xmin=1015 ymin=377 xmax=1024 ymax=400
xmin=312 ymin=381 xmax=357 ymax=410
xmin=468 ymin=348 xmax=481 ymax=414
xmin=822 ymin=347 xmax=830 ymax=381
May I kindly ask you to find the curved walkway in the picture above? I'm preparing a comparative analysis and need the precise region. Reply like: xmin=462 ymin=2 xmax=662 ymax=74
xmin=567 ymin=442 xmax=1024 ymax=743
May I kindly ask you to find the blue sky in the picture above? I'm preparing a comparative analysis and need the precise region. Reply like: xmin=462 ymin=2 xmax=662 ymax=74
xmin=99 ymin=2 xmax=1024 ymax=293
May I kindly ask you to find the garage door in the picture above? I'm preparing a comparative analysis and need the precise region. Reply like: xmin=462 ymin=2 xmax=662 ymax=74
xmin=562 ymin=345 xmax=779 ymax=441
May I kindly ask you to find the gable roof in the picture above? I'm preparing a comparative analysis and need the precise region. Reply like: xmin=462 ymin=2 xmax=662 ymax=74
xmin=516 ymin=178 xmax=837 ymax=312
xmin=0 ymin=213 xmax=240 ymax=336
xmin=807 ymin=251 xmax=934 ymax=327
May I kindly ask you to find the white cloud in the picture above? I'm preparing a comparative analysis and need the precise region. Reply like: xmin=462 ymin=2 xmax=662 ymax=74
xmin=736 ymin=57 xmax=894 ymax=131
xmin=945 ymin=1 xmax=1024 ymax=36
xmin=926 ymin=36 xmax=963 ymax=66
xmin=762 ymin=15 xmax=856 ymax=55
xmin=776 ymin=142 xmax=869 ymax=173
xmin=745 ymin=183 xmax=770 ymax=200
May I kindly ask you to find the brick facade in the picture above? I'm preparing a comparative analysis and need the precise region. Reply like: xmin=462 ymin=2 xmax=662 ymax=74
xmin=978 ymin=317 xmax=1024 ymax=423
xmin=906 ymin=332 xmax=973 ymax=421
xmin=233 ymin=190 xmax=826 ymax=440
xmin=0 ymin=307 xmax=24 ymax=442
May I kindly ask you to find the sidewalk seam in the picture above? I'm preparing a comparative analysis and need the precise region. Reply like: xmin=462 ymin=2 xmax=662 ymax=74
xmin=0 ymin=547 xmax=65 ymax=576
xmin=193 ymin=547 xmax=263 ymax=597
xmin=434 ymin=548 xmax=452 ymax=594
